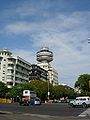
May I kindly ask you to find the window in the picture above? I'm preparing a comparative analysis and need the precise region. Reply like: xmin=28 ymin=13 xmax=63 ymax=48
xmin=7 ymin=75 xmax=13 ymax=79
xmin=2 ymin=77 xmax=5 ymax=81
xmin=3 ymin=65 xmax=6 ymax=68
xmin=3 ymin=71 xmax=5 ymax=74
xmin=7 ymin=82 xmax=13 ymax=85
xmin=25 ymin=91 xmax=28 ymax=94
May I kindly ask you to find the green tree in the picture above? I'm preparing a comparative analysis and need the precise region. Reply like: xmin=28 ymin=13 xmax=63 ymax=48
xmin=52 ymin=85 xmax=76 ymax=100
xmin=29 ymin=80 xmax=49 ymax=100
xmin=52 ymin=85 xmax=66 ymax=99
xmin=64 ymin=87 xmax=76 ymax=99
xmin=75 ymin=74 xmax=90 ymax=93
xmin=8 ymin=86 xmax=22 ymax=98
xmin=0 ymin=82 xmax=8 ymax=98
xmin=6 ymin=86 xmax=23 ymax=102
xmin=18 ymin=80 xmax=52 ymax=101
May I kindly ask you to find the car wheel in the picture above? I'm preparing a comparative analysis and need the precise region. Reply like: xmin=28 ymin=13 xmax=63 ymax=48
xmin=70 ymin=103 xmax=74 ymax=107
xmin=82 ymin=103 xmax=87 ymax=108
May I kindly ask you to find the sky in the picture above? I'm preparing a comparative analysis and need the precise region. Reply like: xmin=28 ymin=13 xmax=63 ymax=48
xmin=0 ymin=0 xmax=90 ymax=87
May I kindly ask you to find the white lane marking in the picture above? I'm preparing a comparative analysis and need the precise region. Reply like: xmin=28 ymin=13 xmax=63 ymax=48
xmin=78 ymin=108 xmax=90 ymax=117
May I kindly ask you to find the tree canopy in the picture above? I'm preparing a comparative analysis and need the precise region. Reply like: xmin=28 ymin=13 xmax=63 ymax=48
xmin=75 ymin=74 xmax=90 ymax=93
xmin=0 ymin=82 xmax=7 ymax=97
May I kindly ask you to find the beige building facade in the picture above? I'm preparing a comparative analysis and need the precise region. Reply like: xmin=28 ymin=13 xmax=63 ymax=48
xmin=0 ymin=49 xmax=31 ymax=88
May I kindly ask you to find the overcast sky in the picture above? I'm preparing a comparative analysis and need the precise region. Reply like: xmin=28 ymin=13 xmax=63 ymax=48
xmin=0 ymin=0 xmax=90 ymax=87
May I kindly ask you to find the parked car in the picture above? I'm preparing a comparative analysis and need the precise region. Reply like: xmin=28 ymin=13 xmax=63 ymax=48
xmin=69 ymin=96 xmax=90 ymax=108
xmin=53 ymin=99 xmax=61 ymax=103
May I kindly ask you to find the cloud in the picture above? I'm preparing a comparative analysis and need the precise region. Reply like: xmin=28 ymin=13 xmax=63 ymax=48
xmin=1 ymin=2 xmax=90 ymax=87
xmin=4 ymin=11 xmax=90 ymax=34
xmin=4 ymin=22 xmax=33 ymax=34
xmin=12 ymin=49 xmax=36 ymax=64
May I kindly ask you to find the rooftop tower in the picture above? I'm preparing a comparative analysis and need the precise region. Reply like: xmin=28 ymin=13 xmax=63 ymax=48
xmin=36 ymin=47 xmax=58 ymax=85
xmin=36 ymin=47 xmax=53 ymax=63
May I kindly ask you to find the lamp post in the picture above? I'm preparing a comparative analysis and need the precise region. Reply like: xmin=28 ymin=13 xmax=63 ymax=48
xmin=88 ymin=38 xmax=90 ymax=90
xmin=89 ymin=80 xmax=90 ymax=90
xmin=88 ymin=38 xmax=90 ymax=43
xmin=47 ymin=81 xmax=50 ymax=101
xmin=47 ymin=69 xmax=51 ymax=101
xmin=47 ymin=71 xmax=50 ymax=101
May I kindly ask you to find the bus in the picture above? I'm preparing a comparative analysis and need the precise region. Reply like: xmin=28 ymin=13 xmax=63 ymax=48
xmin=19 ymin=90 xmax=37 ymax=106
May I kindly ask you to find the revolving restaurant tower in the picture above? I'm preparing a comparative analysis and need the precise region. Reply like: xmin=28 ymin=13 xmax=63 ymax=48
xmin=36 ymin=47 xmax=58 ymax=85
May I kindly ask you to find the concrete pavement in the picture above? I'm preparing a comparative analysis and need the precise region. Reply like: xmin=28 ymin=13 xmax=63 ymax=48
xmin=0 ymin=110 xmax=90 ymax=120
xmin=0 ymin=114 xmax=86 ymax=120
xmin=78 ymin=108 xmax=90 ymax=118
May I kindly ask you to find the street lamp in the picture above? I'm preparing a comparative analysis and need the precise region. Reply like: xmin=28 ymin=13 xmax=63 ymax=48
xmin=47 ymin=71 xmax=50 ymax=101
xmin=47 ymin=81 xmax=50 ymax=101
xmin=88 ymin=38 xmax=90 ymax=43
xmin=89 ymin=80 xmax=90 ymax=90
xmin=47 ymin=69 xmax=51 ymax=101
xmin=88 ymin=38 xmax=90 ymax=90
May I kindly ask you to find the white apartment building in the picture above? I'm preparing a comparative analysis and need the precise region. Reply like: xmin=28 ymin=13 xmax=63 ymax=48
xmin=0 ymin=49 xmax=31 ymax=88
xmin=49 ymin=67 xmax=58 ymax=85
xmin=37 ymin=62 xmax=58 ymax=85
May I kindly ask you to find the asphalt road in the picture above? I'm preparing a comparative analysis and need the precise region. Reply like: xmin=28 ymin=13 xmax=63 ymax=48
xmin=0 ymin=102 xmax=88 ymax=117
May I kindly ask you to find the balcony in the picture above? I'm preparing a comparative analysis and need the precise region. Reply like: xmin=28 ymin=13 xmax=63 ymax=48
xmin=8 ymin=61 xmax=15 ymax=64
xmin=7 ymin=85 xmax=12 ymax=88
xmin=7 ymin=72 xmax=14 ymax=76
xmin=7 ymin=79 xmax=13 ymax=82
xmin=7 ymin=66 xmax=14 ymax=70
xmin=15 ymin=74 xmax=29 ymax=80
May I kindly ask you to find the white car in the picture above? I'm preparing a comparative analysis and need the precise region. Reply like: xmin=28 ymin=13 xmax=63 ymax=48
xmin=34 ymin=98 xmax=41 ymax=105
xmin=69 ymin=96 xmax=90 ymax=108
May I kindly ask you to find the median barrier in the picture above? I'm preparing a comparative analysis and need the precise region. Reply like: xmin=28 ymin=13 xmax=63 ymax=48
xmin=0 ymin=98 xmax=12 ymax=103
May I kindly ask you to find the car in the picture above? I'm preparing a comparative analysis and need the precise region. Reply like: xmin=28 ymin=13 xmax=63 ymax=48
xmin=53 ymin=99 xmax=61 ymax=103
xmin=69 ymin=96 xmax=90 ymax=108
xmin=30 ymin=98 xmax=41 ymax=105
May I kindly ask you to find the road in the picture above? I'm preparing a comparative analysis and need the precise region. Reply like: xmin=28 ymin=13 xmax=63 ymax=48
xmin=0 ymin=103 xmax=90 ymax=120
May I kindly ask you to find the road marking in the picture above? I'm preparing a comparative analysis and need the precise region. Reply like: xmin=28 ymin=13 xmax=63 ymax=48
xmin=78 ymin=108 xmax=90 ymax=117
xmin=24 ymin=113 xmax=51 ymax=118
xmin=0 ymin=111 xmax=12 ymax=114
